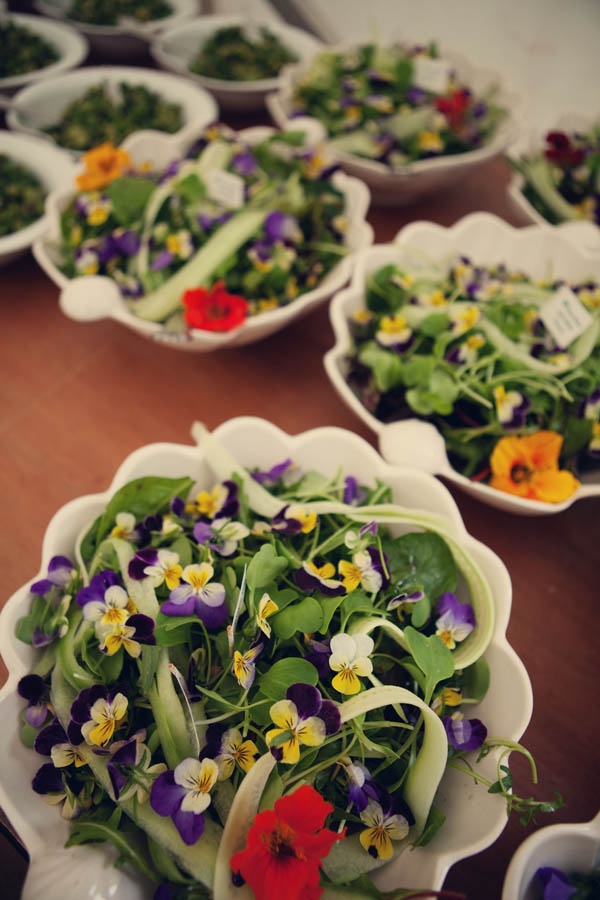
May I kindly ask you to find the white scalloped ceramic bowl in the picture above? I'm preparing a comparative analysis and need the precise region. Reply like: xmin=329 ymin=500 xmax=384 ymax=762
xmin=151 ymin=14 xmax=323 ymax=112
xmin=5 ymin=64 xmax=218 ymax=156
xmin=0 ymin=131 xmax=77 ymax=267
xmin=267 ymin=44 xmax=521 ymax=206
xmin=502 ymin=811 xmax=600 ymax=900
xmin=0 ymin=13 xmax=88 ymax=95
xmin=324 ymin=212 xmax=600 ymax=515
xmin=32 ymin=125 xmax=373 ymax=351
xmin=0 ymin=415 xmax=530 ymax=898
xmin=32 ymin=0 xmax=200 ymax=62
xmin=507 ymin=113 xmax=600 ymax=253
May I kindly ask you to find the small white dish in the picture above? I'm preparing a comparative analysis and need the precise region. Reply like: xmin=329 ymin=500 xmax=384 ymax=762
xmin=324 ymin=212 xmax=600 ymax=515
xmin=151 ymin=14 xmax=323 ymax=112
xmin=0 ymin=131 xmax=76 ymax=267
xmin=267 ymin=43 xmax=521 ymax=206
xmin=5 ymin=64 xmax=218 ymax=155
xmin=502 ymin=811 xmax=600 ymax=900
xmin=0 ymin=415 xmax=531 ymax=898
xmin=32 ymin=124 xmax=373 ymax=351
xmin=32 ymin=0 xmax=199 ymax=62
xmin=0 ymin=12 xmax=88 ymax=95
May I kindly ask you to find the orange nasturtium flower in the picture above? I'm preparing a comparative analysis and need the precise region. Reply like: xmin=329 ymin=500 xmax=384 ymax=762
xmin=489 ymin=431 xmax=580 ymax=503
xmin=76 ymin=143 xmax=132 ymax=191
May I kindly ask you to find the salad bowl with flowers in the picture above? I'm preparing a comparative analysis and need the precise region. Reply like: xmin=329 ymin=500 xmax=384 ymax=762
xmin=32 ymin=123 xmax=373 ymax=351
xmin=267 ymin=39 xmax=520 ymax=206
xmin=0 ymin=415 xmax=552 ymax=900
xmin=324 ymin=212 xmax=600 ymax=514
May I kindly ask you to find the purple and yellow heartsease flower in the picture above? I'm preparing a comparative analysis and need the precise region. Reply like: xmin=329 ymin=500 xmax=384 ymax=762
xmin=271 ymin=504 xmax=318 ymax=536
xmin=266 ymin=683 xmax=340 ymax=764
xmin=150 ymin=757 xmax=219 ymax=846
xmin=128 ymin=547 xmax=183 ymax=589
xmin=294 ymin=560 xmax=346 ymax=597
xmin=359 ymin=797 xmax=413 ymax=860
xmin=232 ymin=642 xmax=263 ymax=691
xmin=434 ymin=592 xmax=475 ymax=649
xmin=443 ymin=714 xmax=487 ymax=752
xmin=328 ymin=632 xmax=374 ymax=695
xmin=161 ymin=562 xmax=227 ymax=629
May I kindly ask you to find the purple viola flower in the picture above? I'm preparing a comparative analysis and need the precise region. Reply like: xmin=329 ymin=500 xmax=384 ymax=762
xmin=304 ymin=638 xmax=331 ymax=679
xmin=193 ymin=517 xmax=250 ymax=558
xmin=294 ymin=561 xmax=346 ymax=598
xmin=232 ymin=151 xmax=257 ymax=176
xmin=405 ymin=84 xmax=427 ymax=106
xmin=18 ymin=674 xmax=51 ymax=728
xmin=151 ymin=249 xmax=175 ymax=271
xmin=160 ymin=158 xmax=182 ymax=182
xmin=344 ymin=759 xmax=380 ymax=813
xmin=30 ymin=556 xmax=75 ymax=596
xmin=343 ymin=476 xmax=367 ymax=506
xmin=264 ymin=211 xmax=302 ymax=244
xmin=76 ymin=570 xmax=122 ymax=607
xmin=387 ymin=588 xmax=425 ymax=611
xmin=535 ymin=867 xmax=577 ymax=900
xmin=128 ymin=546 xmax=160 ymax=581
xmin=32 ymin=762 xmax=64 ymax=796
xmin=150 ymin=756 xmax=219 ymax=845
xmin=160 ymin=563 xmax=227 ymax=629
xmin=443 ymin=716 xmax=487 ymax=752
xmin=268 ymin=683 xmax=341 ymax=763
xmin=435 ymin=592 xmax=475 ymax=649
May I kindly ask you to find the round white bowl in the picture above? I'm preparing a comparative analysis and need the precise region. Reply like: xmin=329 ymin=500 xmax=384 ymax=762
xmin=502 ymin=811 xmax=600 ymax=900
xmin=267 ymin=43 xmax=521 ymax=206
xmin=507 ymin=113 xmax=600 ymax=253
xmin=0 ymin=13 xmax=88 ymax=95
xmin=32 ymin=124 xmax=373 ymax=351
xmin=0 ymin=415 xmax=531 ymax=899
xmin=0 ymin=131 xmax=77 ymax=267
xmin=32 ymin=0 xmax=200 ymax=62
xmin=5 ymin=64 xmax=218 ymax=156
xmin=324 ymin=211 xmax=600 ymax=515
xmin=151 ymin=14 xmax=323 ymax=112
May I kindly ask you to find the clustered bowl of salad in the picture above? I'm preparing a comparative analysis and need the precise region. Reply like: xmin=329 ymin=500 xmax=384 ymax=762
xmin=0 ymin=415 xmax=539 ymax=900
xmin=324 ymin=212 xmax=600 ymax=514
xmin=32 ymin=122 xmax=372 ymax=350
xmin=32 ymin=0 xmax=199 ymax=62
xmin=151 ymin=15 xmax=323 ymax=112
xmin=0 ymin=12 xmax=88 ymax=95
xmin=267 ymin=39 xmax=520 ymax=205
xmin=0 ymin=131 xmax=76 ymax=267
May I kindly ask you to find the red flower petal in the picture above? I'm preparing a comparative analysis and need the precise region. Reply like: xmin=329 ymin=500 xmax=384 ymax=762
xmin=182 ymin=281 xmax=248 ymax=332
xmin=274 ymin=783 xmax=333 ymax=834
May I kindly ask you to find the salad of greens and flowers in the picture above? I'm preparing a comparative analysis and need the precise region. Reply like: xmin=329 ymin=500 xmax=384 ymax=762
xmin=44 ymin=82 xmax=183 ymax=152
xmin=12 ymin=425 xmax=559 ymax=900
xmin=0 ymin=19 xmax=59 ymax=78
xmin=511 ymin=124 xmax=600 ymax=225
xmin=189 ymin=25 xmax=298 ymax=82
xmin=534 ymin=864 xmax=600 ymax=900
xmin=67 ymin=0 xmax=172 ymax=26
xmin=342 ymin=256 xmax=600 ymax=503
xmin=0 ymin=154 xmax=46 ymax=236
xmin=55 ymin=124 xmax=352 ymax=333
xmin=287 ymin=42 xmax=507 ymax=169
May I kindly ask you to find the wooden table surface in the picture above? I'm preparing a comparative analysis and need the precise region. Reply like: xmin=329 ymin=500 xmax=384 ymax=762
xmin=1 ymin=106 xmax=599 ymax=900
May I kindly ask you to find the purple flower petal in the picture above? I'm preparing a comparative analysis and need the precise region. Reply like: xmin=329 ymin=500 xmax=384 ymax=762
xmin=443 ymin=716 xmax=487 ymax=752
xmin=127 ymin=614 xmax=156 ymax=645
xmin=319 ymin=699 xmax=341 ymax=735
xmin=172 ymin=807 xmax=205 ymax=845
xmin=34 ymin=721 xmax=67 ymax=756
xmin=286 ymin=682 xmax=322 ymax=718
xmin=32 ymin=763 xmax=63 ymax=795
xmin=77 ymin=571 xmax=121 ymax=607
xmin=150 ymin=771 xmax=186 ymax=817
xmin=195 ymin=596 xmax=228 ymax=629
xmin=129 ymin=547 xmax=159 ymax=580
xmin=17 ymin=674 xmax=46 ymax=703
xmin=151 ymin=250 xmax=175 ymax=271
xmin=536 ymin=867 xmax=577 ymax=900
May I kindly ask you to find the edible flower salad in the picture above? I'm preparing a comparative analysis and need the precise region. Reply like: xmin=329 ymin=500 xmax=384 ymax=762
xmin=287 ymin=42 xmax=507 ymax=169
xmin=55 ymin=125 xmax=351 ymax=334
xmin=342 ymin=256 xmax=600 ymax=502
xmin=13 ymin=424 xmax=558 ymax=900
xmin=511 ymin=124 xmax=600 ymax=226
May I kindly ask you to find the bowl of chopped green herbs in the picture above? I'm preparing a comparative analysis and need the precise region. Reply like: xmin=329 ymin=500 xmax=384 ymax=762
xmin=0 ymin=131 xmax=76 ymax=267
xmin=151 ymin=15 xmax=323 ymax=112
xmin=268 ymin=39 xmax=521 ymax=205
xmin=0 ymin=12 xmax=88 ymax=95
xmin=6 ymin=64 xmax=218 ymax=155
xmin=32 ymin=0 xmax=199 ymax=62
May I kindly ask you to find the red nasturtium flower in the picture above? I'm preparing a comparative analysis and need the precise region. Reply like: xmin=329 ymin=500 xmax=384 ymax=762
xmin=230 ymin=783 xmax=345 ymax=900
xmin=435 ymin=88 xmax=471 ymax=130
xmin=182 ymin=282 xmax=248 ymax=332
xmin=489 ymin=431 xmax=580 ymax=503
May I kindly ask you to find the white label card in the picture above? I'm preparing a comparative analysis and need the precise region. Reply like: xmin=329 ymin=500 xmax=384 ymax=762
xmin=538 ymin=285 xmax=593 ymax=348
xmin=206 ymin=168 xmax=245 ymax=210
xmin=412 ymin=56 xmax=451 ymax=93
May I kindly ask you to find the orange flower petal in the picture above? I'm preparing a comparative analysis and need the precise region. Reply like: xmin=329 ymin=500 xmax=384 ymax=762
xmin=530 ymin=469 xmax=580 ymax=504
xmin=522 ymin=430 xmax=563 ymax=471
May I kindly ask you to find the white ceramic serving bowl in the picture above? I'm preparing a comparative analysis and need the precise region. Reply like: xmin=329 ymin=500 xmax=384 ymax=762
xmin=151 ymin=14 xmax=323 ymax=112
xmin=324 ymin=211 xmax=600 ymax=515
xmin=267 ymin=44 xmax=521 ymax=206
xmin=0 ymin=415 xmax=531 ymax=899
xmin=32 ymin=124 xmax=373 ymax=351
xmin=507 ymin=112 xmax=600 ymax=253
xmin=0 ymin=12 xmax=88 ymax=95
xmin=32 ymin=0 xmax=200 ymax=62
xmin=502 ymin=811 xmax=600 ymax=900
xmin=0 ymin=131 xmax=77 ymax=267
xmin=5 ymin=64 xmax=218 ymax=156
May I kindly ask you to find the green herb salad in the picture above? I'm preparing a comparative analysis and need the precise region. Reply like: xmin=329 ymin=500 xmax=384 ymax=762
xmin=68 ymin=0 xmax=172 ymax=26
xmin=0 ymin=19 xmax=59 ymax=79
xmin=0 ymin=154 xmax=46 ymax=237
xmin=189 ymin=25 xmax=298 ymax=82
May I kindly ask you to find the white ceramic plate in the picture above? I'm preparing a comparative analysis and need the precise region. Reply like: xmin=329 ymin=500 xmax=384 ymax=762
xmin=32 ymin=124 xmax=373 ymax=351
xmin=32 ymin=0 xmax=199 ymax=62
xmin=267 ymin=43 xmax=521 ymax=206
xmin=324 ymin=212 xmax=600 ymax=515
xmin=0 ymin=415 xmax=531 ymax=898
xmin=507 ymin=113 xmax=600 ymax=253
xmin=5 ymin=64 xmax=218 ymax=155
xmin=502 ymin=811 xmax=600 ymax=900
xmin=0 ymin=12 xmax=88 ymax=95
xmin=151 ymin=14 xmax=323 ymax=112
xmin=0 ymin=131 xmax=77 ymax=267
